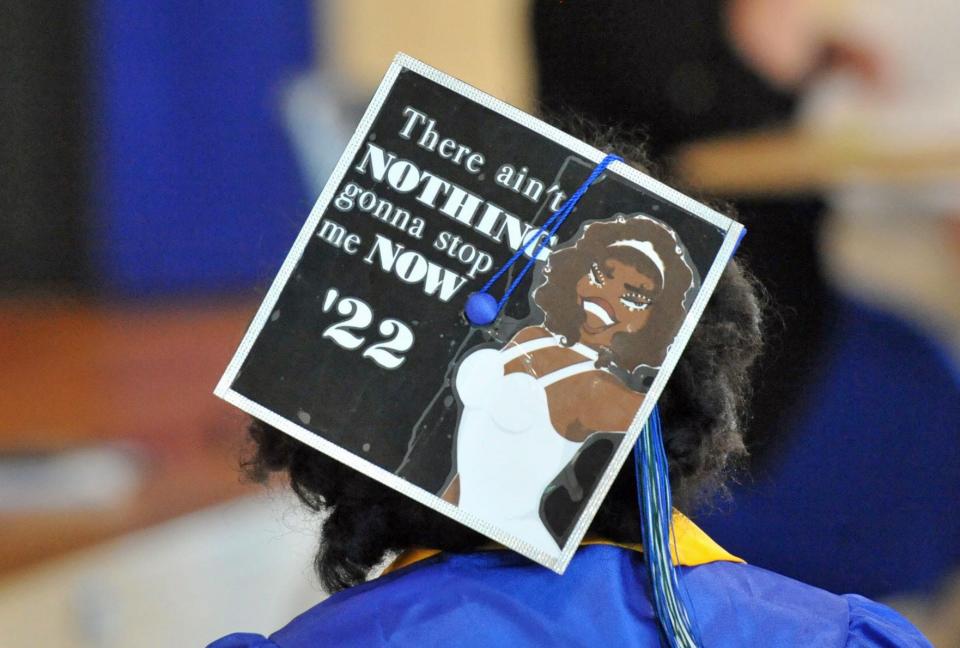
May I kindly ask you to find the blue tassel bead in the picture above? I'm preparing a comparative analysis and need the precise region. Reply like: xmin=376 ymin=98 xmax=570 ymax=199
xmin=465 ymin=292 xmax=498 ymax=326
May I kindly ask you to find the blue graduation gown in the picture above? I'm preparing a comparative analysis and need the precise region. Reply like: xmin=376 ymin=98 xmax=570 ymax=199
xmin=209 ymin=543 xmax=930 ymax=647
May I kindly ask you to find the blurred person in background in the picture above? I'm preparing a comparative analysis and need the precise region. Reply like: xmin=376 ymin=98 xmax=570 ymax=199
xmin=533 ymin=0 xmax=960 ymax=633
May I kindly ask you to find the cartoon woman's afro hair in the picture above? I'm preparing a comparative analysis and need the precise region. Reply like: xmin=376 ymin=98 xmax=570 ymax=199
xmin=533 ymin=214 xmax=698 ymax=372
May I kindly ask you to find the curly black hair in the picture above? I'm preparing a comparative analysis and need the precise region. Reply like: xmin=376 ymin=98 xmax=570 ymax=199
xmin=244 ymin=126 xmax=765 ymax=593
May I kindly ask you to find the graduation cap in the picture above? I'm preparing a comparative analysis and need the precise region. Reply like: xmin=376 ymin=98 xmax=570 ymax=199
xmin=216 ymin=54 xmax=744 ymax=648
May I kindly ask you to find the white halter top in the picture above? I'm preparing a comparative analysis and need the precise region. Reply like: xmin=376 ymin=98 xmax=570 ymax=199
xmin=454 ymin=334 xmax=604 ymax=554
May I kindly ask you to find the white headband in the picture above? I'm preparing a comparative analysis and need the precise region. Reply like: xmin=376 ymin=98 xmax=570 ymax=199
xmin=609 ymin=239 xmax=665 ymax=281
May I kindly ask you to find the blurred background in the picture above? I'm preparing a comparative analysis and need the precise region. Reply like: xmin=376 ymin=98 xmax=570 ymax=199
xmin=1 ymin=1 xmax=958 ymax=646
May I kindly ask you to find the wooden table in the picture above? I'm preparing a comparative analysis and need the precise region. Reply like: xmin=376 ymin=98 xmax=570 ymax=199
xmin=673 ymin=128 xmax=960 ymax=197
xmin=0 ymin=298 xmax=262 ymax=575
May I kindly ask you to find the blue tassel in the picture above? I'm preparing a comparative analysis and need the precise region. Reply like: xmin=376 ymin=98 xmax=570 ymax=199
xmin=464 ymin=154 xmax=621 ymax=326
xmin=635 ymin=406 xmax=699 ymax=647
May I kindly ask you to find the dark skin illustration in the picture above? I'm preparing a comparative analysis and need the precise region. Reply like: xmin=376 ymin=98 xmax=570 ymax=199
xmin=442 ymin=255 xmax=661 ymax=505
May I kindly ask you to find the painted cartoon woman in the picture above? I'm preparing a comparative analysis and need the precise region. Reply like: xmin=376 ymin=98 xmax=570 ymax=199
xmin=442 ymin=213 xmax=699 ymax=555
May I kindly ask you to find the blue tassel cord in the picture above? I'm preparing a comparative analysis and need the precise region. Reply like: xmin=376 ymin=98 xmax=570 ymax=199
xmin=635 ymin=406 xmax=699 ymax=648
xmin=464 ymin=154 xmax=622 ymax=326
